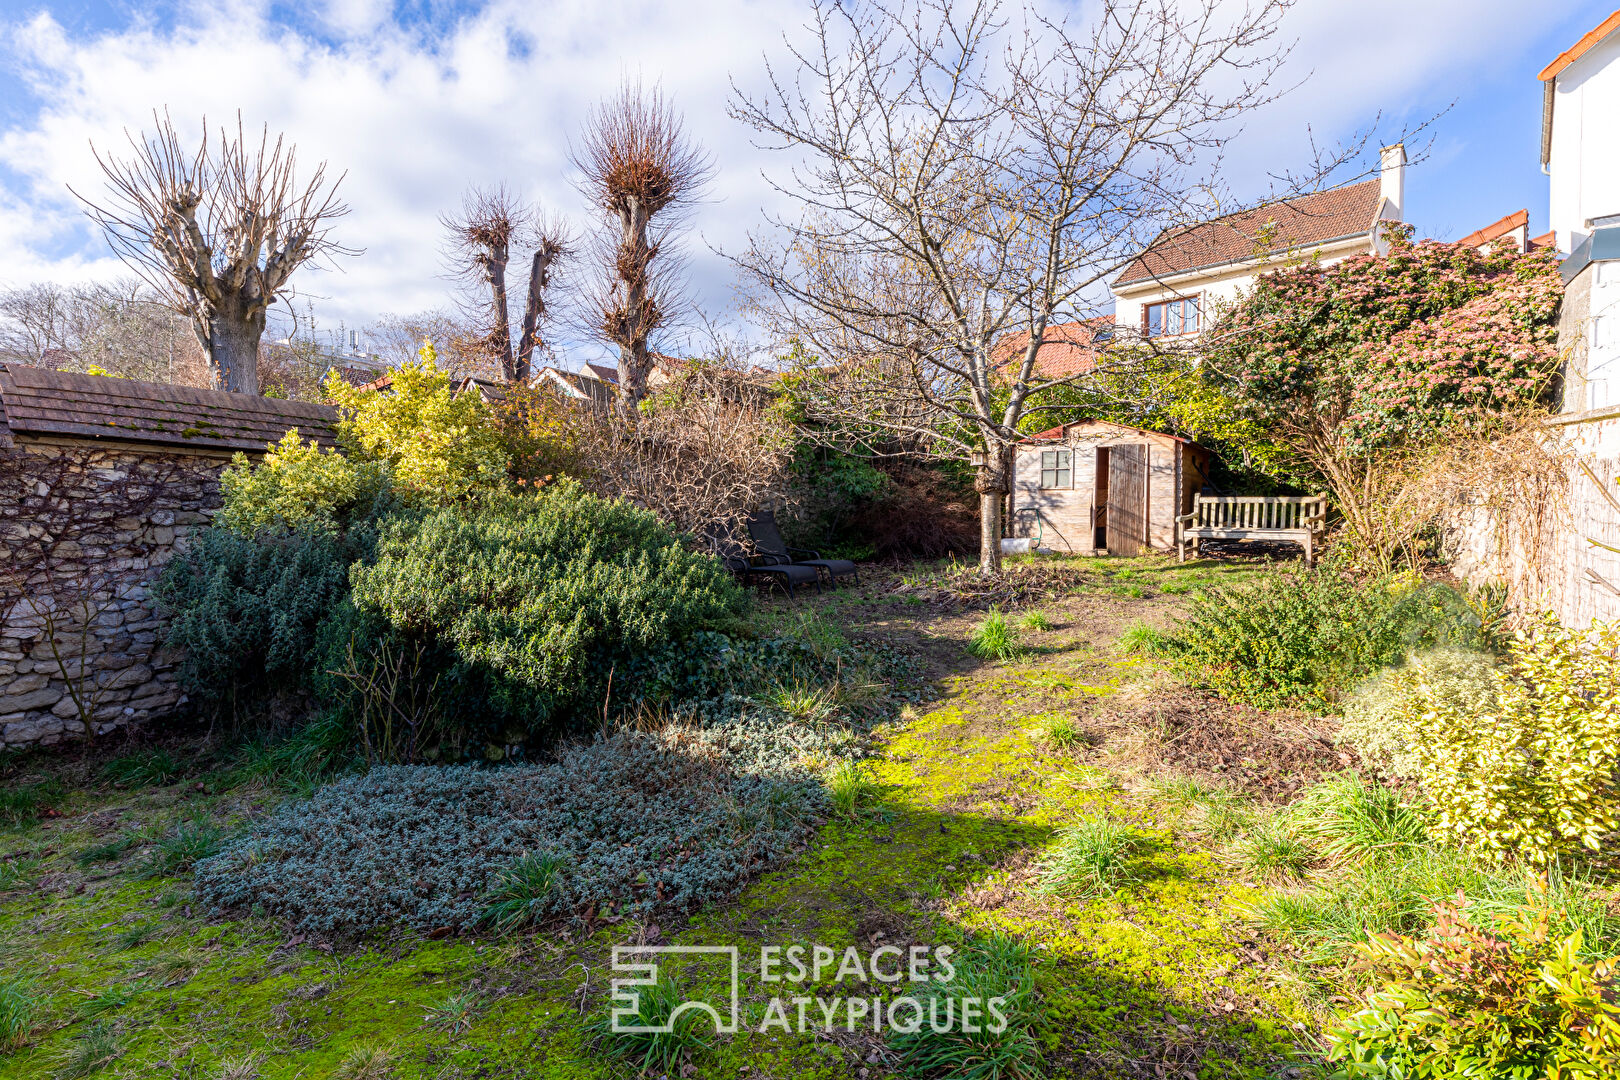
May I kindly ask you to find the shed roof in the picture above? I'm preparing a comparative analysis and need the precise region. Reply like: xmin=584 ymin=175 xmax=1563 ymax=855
xmin=0 ymin=364 xmax=337 ymax=453
xmin=1022 ymin=418 xmax=1205 ymax=450
xmin=1114 ymin=180 xmax=1382 ymax=288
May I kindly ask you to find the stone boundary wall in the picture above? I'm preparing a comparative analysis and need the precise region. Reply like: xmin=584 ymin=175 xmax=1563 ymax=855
xmin=1447 ymin=408 xmax=1620 ymax=627
xmin=0 ymin=424 xmax=228 ymax=749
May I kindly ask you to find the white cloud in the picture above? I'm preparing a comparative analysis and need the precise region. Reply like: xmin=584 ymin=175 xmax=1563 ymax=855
xmin=0 ymin=0 xmax=1593 ymax=353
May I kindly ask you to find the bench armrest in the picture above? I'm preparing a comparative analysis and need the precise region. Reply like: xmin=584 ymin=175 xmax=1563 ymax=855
xmin=1174 ymin=512 xmax=1196 ymax=525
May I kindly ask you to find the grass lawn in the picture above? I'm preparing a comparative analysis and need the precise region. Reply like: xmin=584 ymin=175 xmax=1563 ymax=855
xmin=0 ymin=552 xmax=1449 ymax=1078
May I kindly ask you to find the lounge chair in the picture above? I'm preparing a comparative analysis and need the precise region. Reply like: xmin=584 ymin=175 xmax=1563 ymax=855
xmin=721 ymin=554 xmax=822 ymax=598
xmin=744 ymin=510 xmax=859 ymax=586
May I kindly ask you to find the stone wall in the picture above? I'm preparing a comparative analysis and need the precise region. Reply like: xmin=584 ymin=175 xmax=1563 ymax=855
xmin=0 ymin=424 xmax=227 ymax=749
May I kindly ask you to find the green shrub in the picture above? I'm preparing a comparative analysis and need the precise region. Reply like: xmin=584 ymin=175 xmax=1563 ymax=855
xmin=888 ymin=935 xmax=1042 ymax=1080
xmin=1325 ymin=899 xmax=1620 ymax=1078
xmin=1340 ymin=648 xmax=1498 ymax=779
xmin=1349 ymin=618 xmax=1620 ymax=864
xmin=345 ymin=482 xmax=743 ymax=741
xmin=966 ymin=610 xmax=1021 ymax=661
xmin=155 ymin=526 xmax=364 ymax=714
xmin=1164 ymin=569 xmax=1489 ymax=709
xmin=325 ymin=347 xmax=510 ymax=504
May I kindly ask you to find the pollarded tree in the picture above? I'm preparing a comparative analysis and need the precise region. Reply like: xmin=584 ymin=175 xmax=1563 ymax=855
xmin=75 ymin=112 xmax=354 ymax=395
xmin=1200 ymin=226 xmax=1565 ymax=565
xmin=731 ymin=0 xmax=1350 ymax=575
xmin=575 ymin=82 xmax=713 ymax=416
xmin=441 ymin=185 xmax=570 ymax=384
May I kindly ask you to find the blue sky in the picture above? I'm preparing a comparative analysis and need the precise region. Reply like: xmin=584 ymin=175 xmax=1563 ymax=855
xmin=0 ymin=0 xmax=1609 ymax=358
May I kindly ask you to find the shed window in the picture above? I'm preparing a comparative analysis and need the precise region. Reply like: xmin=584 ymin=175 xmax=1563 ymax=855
xmin=1040 ymin=449 xmax=1071 ymax=489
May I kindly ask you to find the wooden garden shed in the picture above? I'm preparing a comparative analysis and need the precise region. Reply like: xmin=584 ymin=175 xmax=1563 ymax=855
xmin=1011 ymin=420 xmax=1213 ymax=555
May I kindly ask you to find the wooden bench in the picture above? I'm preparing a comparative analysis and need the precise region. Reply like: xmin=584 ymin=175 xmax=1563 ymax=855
xmin=1176 ymin=494 xmax=1328 ymax=566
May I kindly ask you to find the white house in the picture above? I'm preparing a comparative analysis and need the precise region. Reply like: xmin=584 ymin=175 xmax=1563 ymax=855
xmin=1110 ymin=145 xmax=1407 ymax=340
xmin=1540 ymin=9 xmax=1620 ymax=411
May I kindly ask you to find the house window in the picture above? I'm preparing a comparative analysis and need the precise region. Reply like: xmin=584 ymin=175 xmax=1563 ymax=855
xmin=1144 ymin=295 xmax=1200 ymax=338
xmin=1040 ymin=449 xmax=1071 ymax=489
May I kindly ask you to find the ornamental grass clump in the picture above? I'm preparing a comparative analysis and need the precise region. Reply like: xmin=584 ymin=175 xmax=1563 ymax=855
xmin=887 ymin=934 xmax=1043 ymax=1080
xmin=1038 ymin=818 xmax=1143 ymax=899
xmin=967 ymin=609 xmax=1021 ymax=662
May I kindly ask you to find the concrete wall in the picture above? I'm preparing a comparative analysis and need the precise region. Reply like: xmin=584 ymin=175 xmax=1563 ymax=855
xmin=1447 ymin=408 xmax=1620 ymax=627
xmin=0 ymin=427 xmax=226 ymax=749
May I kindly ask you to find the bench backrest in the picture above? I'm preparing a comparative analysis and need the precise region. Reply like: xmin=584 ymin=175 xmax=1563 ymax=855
xmin=1190 ymin=494 xmax=1327 ymax=530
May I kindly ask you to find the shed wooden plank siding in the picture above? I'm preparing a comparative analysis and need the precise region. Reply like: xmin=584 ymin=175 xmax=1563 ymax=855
xmin=1011 ymin=419 xmax=1210 ymax=555
xmin=0 ymin=364 xmax=338 ymax=454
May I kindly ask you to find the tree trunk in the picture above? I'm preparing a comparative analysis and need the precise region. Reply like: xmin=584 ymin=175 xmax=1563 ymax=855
xmin=975 ymin=456 xmax=1008 ymax=576
xmin=515 ymin=245 xmax=559 ymax=384
xmin=978 ymin=490 xmax=1004 ymax=575
xmin=206 ymin=304 xmax=264 ymax=396
xmin=481 ymin=248 xmax=515 ymax=382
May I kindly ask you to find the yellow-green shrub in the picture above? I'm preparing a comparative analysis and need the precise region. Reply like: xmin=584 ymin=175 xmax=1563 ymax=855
xmin=323 ymin=344 xmax=509 ymax=502
xmin=1363 ymin=618 xmax=1620 ymax=862
xmin=218 ymin=430 xmax=383 ymax=535
xmin=1340 ymin=648 xmax=1498 ymax=780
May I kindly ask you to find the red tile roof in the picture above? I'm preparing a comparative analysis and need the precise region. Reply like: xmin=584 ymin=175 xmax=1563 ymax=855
xmin=1115 ymin=180 xmax=1383 ymax=287
xmin=1458 ymin=209 xmax=1529 ymax=249
xmin=0 ymin=363 xmax=336 ymax=453
xmin=993 ymin=317 xmax=1111 ymax=380
xmin=1529 ymin=230 xmax=1555 ymax=252
xmin=1540 ymin=10 xmax=1620 ymax=81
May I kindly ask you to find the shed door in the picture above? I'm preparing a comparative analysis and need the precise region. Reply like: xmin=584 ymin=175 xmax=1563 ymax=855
xmin=1106 ymin=443 xmax=1149 ymax=556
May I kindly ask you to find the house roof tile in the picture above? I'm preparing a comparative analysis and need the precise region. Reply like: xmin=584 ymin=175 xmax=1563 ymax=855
xmin=0 ymin=364 xmax=337 ymax=453
xmin=1539 ymin=10 xmax=1620 ymax=81
xmin=1114 ymin=179 xmax=1382 ymax=288
xmin=1458 ymin=209 xmax=1529 ymax=249
xmin=992 ymin=317 xmax=1111 ymax=380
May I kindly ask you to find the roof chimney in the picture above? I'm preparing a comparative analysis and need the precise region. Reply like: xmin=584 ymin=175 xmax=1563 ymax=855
xmin=1379 ymin=143 xmax=1406 ymax=222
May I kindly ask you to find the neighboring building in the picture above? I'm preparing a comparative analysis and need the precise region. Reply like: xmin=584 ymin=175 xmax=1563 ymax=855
xmin=993 ymin=316 xmax=1112 ymax=381
xmin=1540 ymin=10 xmax=1620 ymax=412
xmin=1456 ymin=209 xmax=1554 ymax=254
xmin=1110 ymin=144 xmax=1406 ymax=339
xmin=1009 ymin=419 xmax=1212 ymax=556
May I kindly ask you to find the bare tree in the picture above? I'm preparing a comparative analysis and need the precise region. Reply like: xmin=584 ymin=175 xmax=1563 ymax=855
xmin=442 ymin=185 xmax=570 ymax=384
xmin=575 ymin=81 xmax=714 ymax=415
xmin=730 ymin=0 xmax=1370 ymax=575
xmin=0 ymin=279 xmax=211 ymax=385
xmin=366 ymin=309 xmax=497 ymax=380
xmin=74 ymin=111 xmax=354 ymax=395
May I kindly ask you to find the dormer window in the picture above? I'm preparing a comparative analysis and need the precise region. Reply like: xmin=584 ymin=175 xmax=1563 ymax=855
xmin=1144 ymin=295 xmax=1200 ymax=338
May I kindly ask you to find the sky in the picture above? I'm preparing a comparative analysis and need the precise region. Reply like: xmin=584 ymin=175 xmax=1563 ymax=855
xmin=0 ymin=0 xmax=1608 ymax=365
